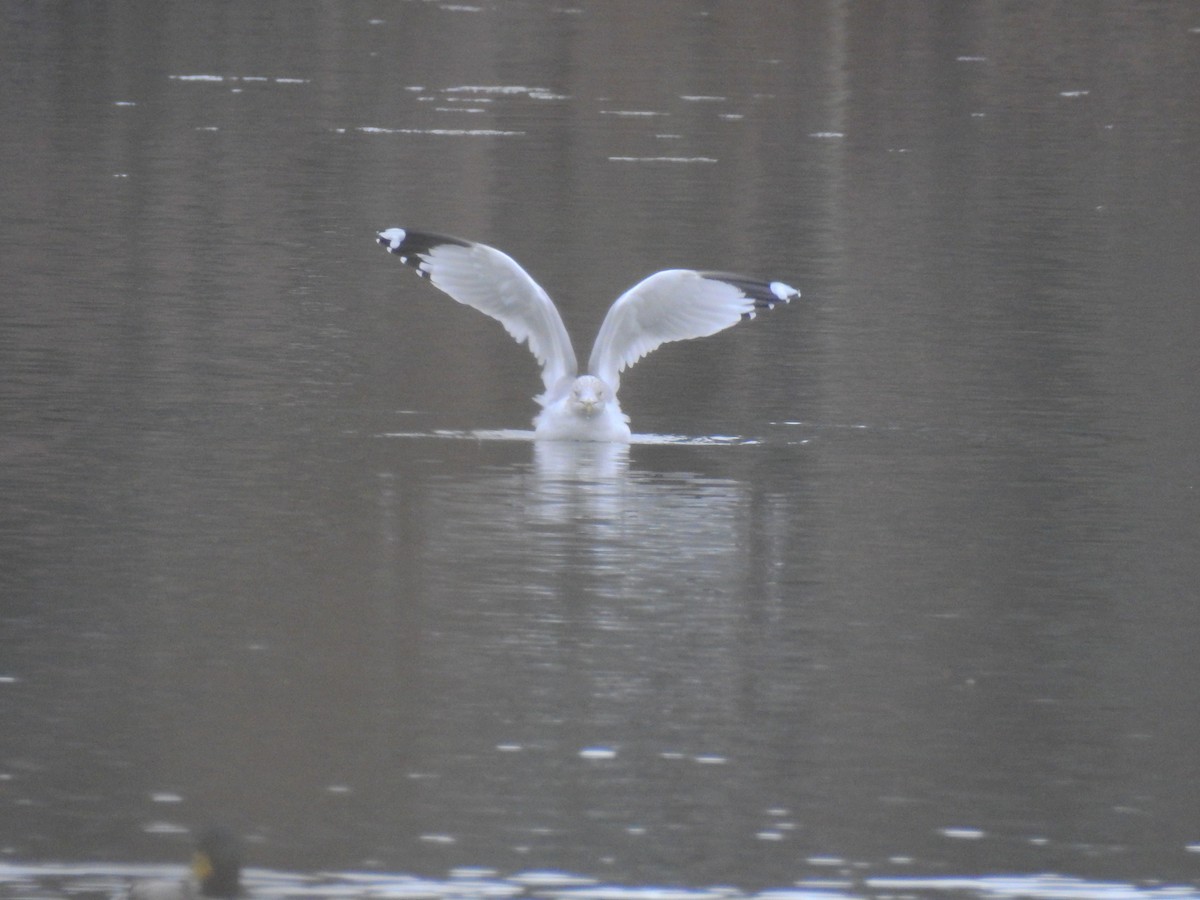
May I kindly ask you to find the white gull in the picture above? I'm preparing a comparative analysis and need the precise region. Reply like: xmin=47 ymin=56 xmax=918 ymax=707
xmin=377 ymin=228 xmax=799 ymax=442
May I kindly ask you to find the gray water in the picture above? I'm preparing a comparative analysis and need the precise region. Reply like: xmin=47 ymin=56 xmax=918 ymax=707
xmin=2 ymin=3 xmax=1200 ymax=899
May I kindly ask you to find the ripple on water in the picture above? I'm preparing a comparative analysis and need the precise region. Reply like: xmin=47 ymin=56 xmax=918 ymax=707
xmin=380 ymin=429 xmax=762 ymax=446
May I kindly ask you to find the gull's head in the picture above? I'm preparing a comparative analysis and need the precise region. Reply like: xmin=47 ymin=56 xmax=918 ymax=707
xmin=568 ymin=375 xmax=610 ymax=418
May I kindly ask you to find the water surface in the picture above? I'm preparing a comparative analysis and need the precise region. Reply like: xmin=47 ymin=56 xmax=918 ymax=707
xmin=2 ymin=3 xmax=1199 ymax=899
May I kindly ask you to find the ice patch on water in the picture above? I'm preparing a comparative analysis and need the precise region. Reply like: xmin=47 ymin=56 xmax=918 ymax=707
xmin=510 ymin=872 xmax=599 ymax=888
xmin=579 ymin=747 xmax=617 ymax=760
xmin=356 ymin=126 xmax=525 ymax=137
xmin=938 ymin=826 xmax=986 ymax=840
xmin=608 ymin=156 xmax=718 ymax=164
xmin=169 ymin=74 xmax=309 ymax=84
xmin=141 ymin=821 xmax=189 ymax=834
xmin=3 ymin=864 xmax=1197 ymax=900
xmin=444 ymin=85 xmax=558 ymax=96
xmin=866 ymin=875 xmax=1200 ymax=898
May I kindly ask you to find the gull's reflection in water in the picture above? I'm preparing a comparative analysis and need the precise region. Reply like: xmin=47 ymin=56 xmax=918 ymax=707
xmin=533 ymin=438 xmax=630 ymax=481
xmin=406 ymin=437 xmax=763 ymax=615
xmin=381 ymin=436 xmax=782 ymax=864
xmin=526 ymin=440 xmax=632 ymax=527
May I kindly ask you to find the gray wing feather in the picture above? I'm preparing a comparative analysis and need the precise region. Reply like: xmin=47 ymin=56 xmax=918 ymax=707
xmin=377 ymin=228 xmax=577 ymax=397
xmin=587 ymin=269 xmax=798 ymax=392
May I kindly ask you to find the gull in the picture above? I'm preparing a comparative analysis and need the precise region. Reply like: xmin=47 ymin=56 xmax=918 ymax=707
xmin=376 ymin=228 xmax=799 ymax=442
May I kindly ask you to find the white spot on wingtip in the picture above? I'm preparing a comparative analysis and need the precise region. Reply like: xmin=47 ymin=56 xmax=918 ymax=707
xmin=770 ymin=281 xmax=799 ymax=301
xmin=378 ymin=227 xmax=406 ymax=250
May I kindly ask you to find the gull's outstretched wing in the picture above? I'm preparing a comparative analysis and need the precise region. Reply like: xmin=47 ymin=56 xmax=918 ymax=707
xmin=377 ymin=228 xmax=577 ymax=396
xmin=588 ymin=269 xmax=799 ymax=392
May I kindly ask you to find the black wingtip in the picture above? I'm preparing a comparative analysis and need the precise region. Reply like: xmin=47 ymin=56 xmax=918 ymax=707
xmin=377 ymin=228 xmax=476 ymax=280
xmin=376 ymin=228 xmax=473 ymax=256
xmin=698 ymin=271 xmax=800 ymax=319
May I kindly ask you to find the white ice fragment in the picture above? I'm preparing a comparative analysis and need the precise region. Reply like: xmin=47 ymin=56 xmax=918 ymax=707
xmin=357 ymin=126 xmax=524 ymax=136
xmin=938 ymin=826 xmax=986 ymax=840
xmin=509 ymin=872 xmax=599 ymax=887
xmin=608 ymin=156 xmax=717 ymax=163
xmin=449 ymin=867 xmax=499 ymax=879
xmin=444 ymin=85 xmax=551 ymax=95
xmin=143 ymin=821 xmax=189 ymax=834
xmin=579 ymin=747 xmax=617 ymax=760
